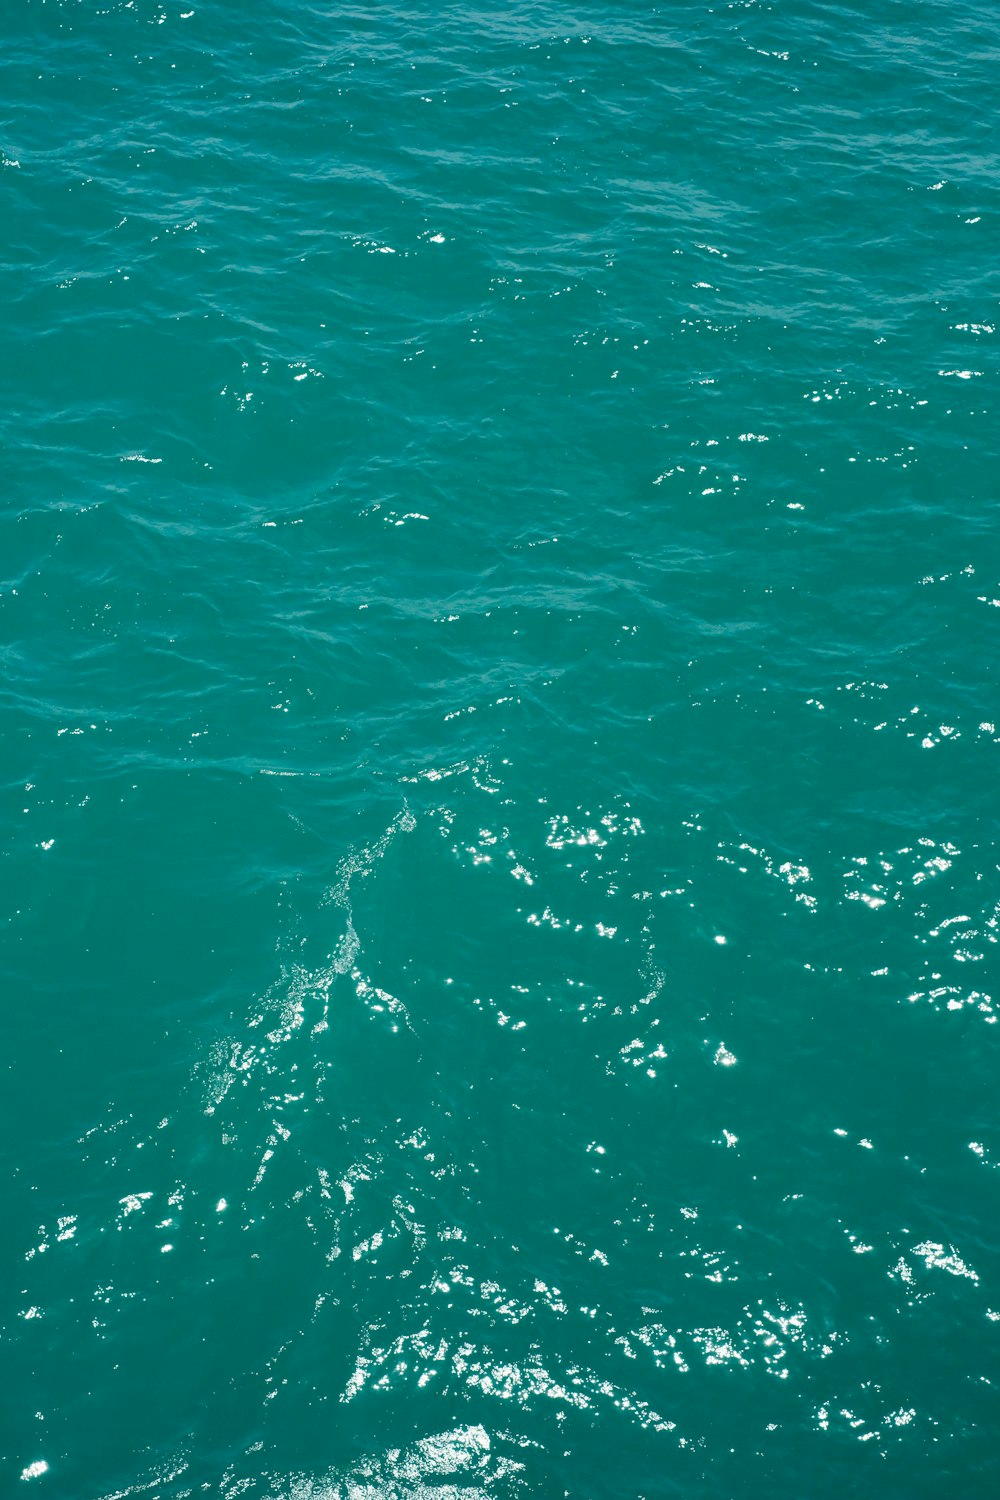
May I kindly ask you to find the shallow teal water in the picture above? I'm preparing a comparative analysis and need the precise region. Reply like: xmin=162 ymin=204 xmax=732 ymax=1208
xmin=2 ymin=2 xmax=999 ymax=1496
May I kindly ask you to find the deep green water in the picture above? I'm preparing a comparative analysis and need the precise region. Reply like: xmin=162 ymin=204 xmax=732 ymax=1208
xmin=3 ymin=2 xmax=999 ymax=1496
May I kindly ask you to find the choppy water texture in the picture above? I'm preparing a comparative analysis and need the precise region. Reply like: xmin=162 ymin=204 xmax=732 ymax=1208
xmin=3 ymin=1 xmax=999 ymax=1496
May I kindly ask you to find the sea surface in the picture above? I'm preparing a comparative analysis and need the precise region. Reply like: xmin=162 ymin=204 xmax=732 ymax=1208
xmin=2 ymin=2 xmax=998 ymax=1496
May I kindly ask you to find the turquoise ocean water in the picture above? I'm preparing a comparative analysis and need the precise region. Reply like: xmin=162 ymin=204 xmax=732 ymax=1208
xmin=3 ymin=2 xmax=998 ymax=1495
